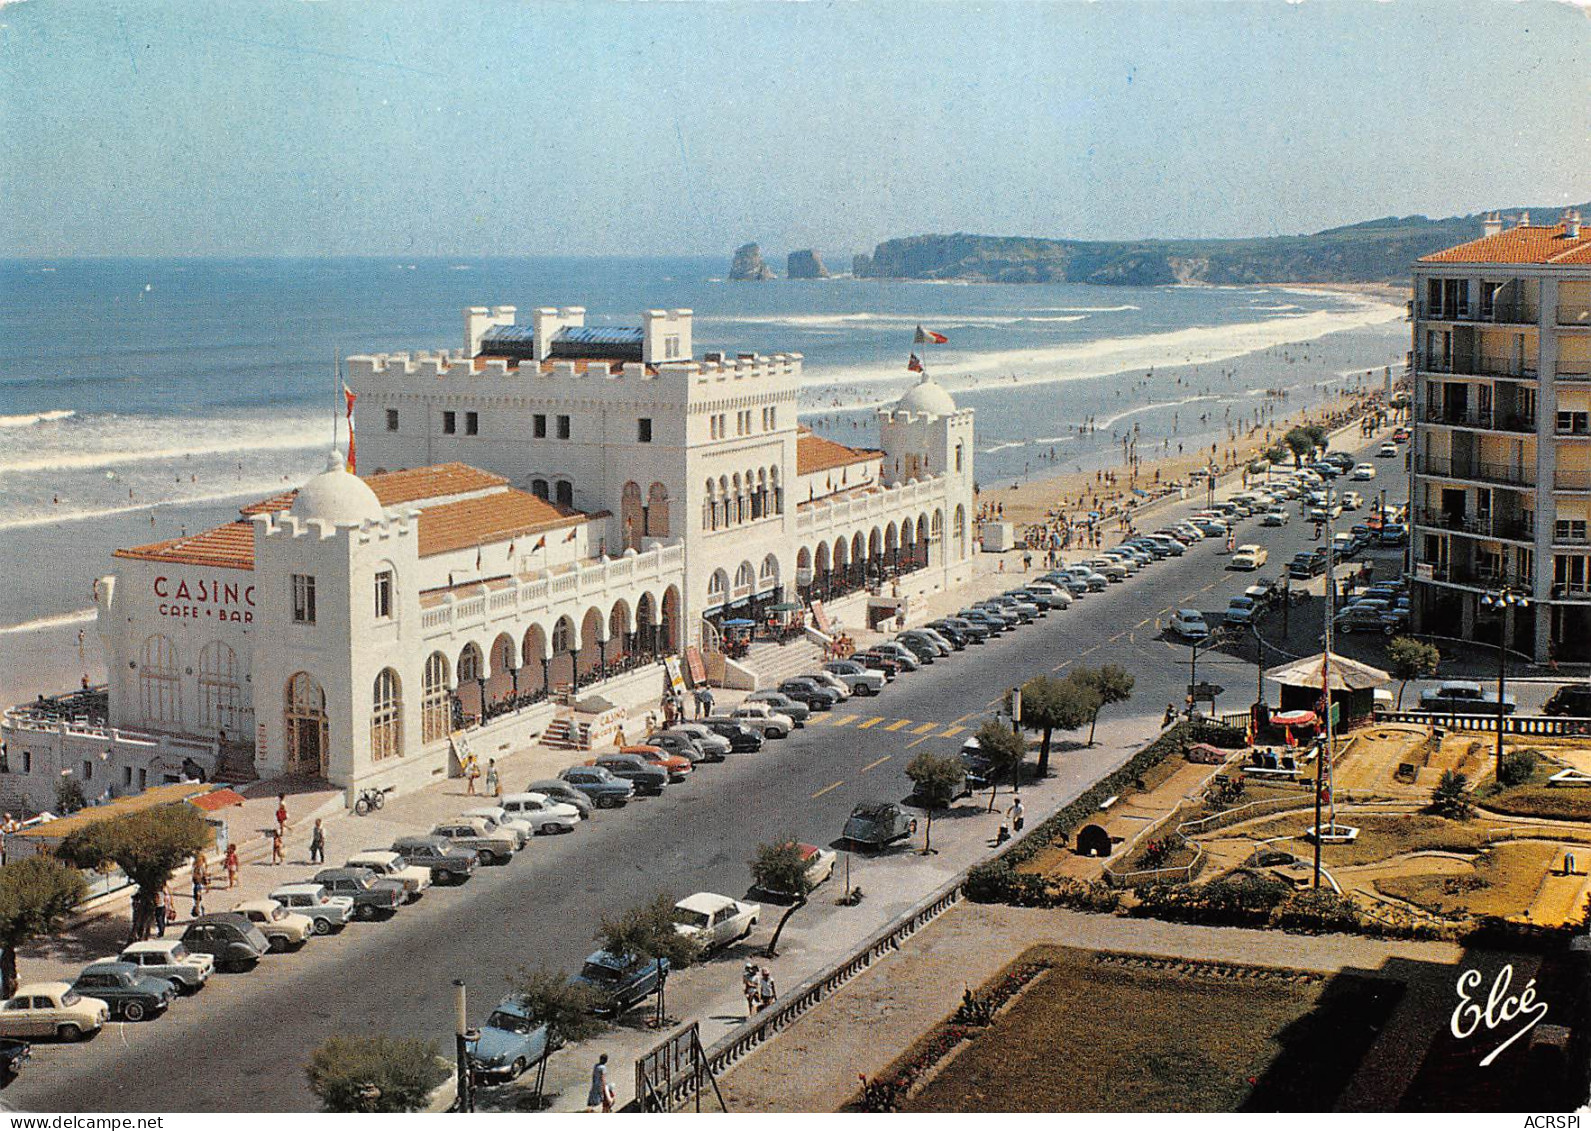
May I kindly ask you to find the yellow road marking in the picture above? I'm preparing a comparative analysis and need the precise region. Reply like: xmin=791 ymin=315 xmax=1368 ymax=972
xmin=939 ymin=725 xmax=966 ymax=738
xmin=1135 ymin=617 xmax=1151 ymax=628
xmin=811 ymin=780 xmax=845 ymax=799
xmin=829 ymin=714 xmax=858 ymax=728
xmin=947 ymin=712 xmax=975 ymax=727
xmin=857 ymin=717 xmax=886 ymax=729
xmin=884 ymin=719 xmax=913 ymax=732
xmin=861 ymin=755 xmax=892 ymax=773
xmin=910 ymin=722 xmax=939 ymax=735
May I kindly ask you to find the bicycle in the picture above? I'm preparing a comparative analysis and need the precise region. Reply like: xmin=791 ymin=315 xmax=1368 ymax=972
xmin=353 ymin=785 xmax=393 ymax=816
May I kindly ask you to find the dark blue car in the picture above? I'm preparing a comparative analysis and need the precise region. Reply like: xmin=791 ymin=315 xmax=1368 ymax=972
xmin=570 ymin=950 xmax=669 ymax=1016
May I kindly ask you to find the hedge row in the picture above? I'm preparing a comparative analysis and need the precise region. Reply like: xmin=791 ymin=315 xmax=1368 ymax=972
xmin=963 ymin=722 xmax=1192 ymax=905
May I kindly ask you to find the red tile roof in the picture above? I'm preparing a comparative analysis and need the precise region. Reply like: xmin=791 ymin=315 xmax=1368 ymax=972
xmin=240 ymin=463 xmax=507 ymax=517
xmin=114 ymin=522 xmax=257 ymax=570
xmin=796 ymin=430 xmax=883 ymax=476
xmin=417 ymin=490 xmax=586 ymax=558
xmin=1420 ymin=221 xmax=1591 ymax=266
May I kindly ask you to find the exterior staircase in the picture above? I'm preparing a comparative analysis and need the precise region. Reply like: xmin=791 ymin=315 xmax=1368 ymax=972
xmin=737 ymin=638 xmax=825 ymax=691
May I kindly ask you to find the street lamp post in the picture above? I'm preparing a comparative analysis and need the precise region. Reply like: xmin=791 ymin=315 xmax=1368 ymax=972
xmin=1481 ymin=586 xmax=1529 ymax=785
xmin=454 ymin=979 xmax=476 ymax=1114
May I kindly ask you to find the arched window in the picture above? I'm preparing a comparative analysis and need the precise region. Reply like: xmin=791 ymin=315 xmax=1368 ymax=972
xmin=552 ymin=616 xmax=575 ymax=654
xmin=646 ymin=482 xmax=669 ymax=536
xmin=284 ymin=672 xmax=327 ymax=776
xmin=198 ymin=641 xmax=240 ymax=733
xmin=555 ymin=481 xmax=574 ymax=507
xmin=760 ymin=554 xmax=779 ymax=589
xmin=731 ymin=474 xmax=743 ymax=525
xmin=769 ymin=465 xmax=782 ymax=515
xmin=621 ymin=482 xmax=643 ymax=550
xmin=139 ymin=635 xmax=180 ymax=725
xmin=717 ymin=477 xmax=730 ymax=526
xmin=954 ymin=504 xmax=967 ymax=559
xmin=734 ymin=561 xmax=755 ymax=597
xmin=708 ymin=569 xmax=728 ymax=605
xmin=702 ymin=480 xmax=716 ymax=531
xmin=422 ymin=652 xmax=450 ymax=744
xmin=371 ymin=668 xmax=402 ymax=761
xmin=457 ymin=642 xmax=483 ymax=685
xmin=531 ymin=478 xmax=549 ymax=500
xmin=931 ymin=509 xmax=944 ymax=541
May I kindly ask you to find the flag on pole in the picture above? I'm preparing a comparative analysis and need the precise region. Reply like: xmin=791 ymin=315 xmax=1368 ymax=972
xmin=533 ymin=535 xmax=547 ymax=551
xmin=914 ymin=325 xmax=948 ymax=344
xmin=564 ymin=527 xmax=578 ymax=543
xmin=343 ymin=384 xmax=358 ymax=473
xmin=907 ymin=353 xmax=924 ymax=373
xmin=475 ymin=544 xmax=482 ymax=570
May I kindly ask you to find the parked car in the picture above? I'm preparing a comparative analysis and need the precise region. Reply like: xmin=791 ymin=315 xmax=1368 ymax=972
xmin=747 ymin=690 xmax=811 ymax=725
xmin=900 ymin=628 xmax=951 ymax=657
xmin=1417 ymin=680 xmax=1516 ymax=714
xmin=671 ymin=892 xmax=760 ymax=951
xmin=841 ymin=800 xmax=917 ymax=848
xmin=1351 ymin=463 xmax=1377 ymax=481
xmin=1261 ymin=507 xmax=1290 ymax=527
xmin=1020 ymin=582 xmax=1074 ymax=609
xmin=752 ymin=843 xmax=838 ymax=898
xmin=615 ymin=744 xmax=692 ymax=782
xmin=646 ymin=730 xmax=710 ymax=766
xmin=935 ymin=615 xmax=990 ymax=643
xmin=893 ymin=635 xmax=938 ymax=665
xmin=0 ymin=983 xmax=108 ymax=1042
xmin=1335 ymin=604 xmax=1397 ymax=635
xmin=463 ymin=806 xmax=534 ymax=849
xmin=115 ymin=939 xmax=214 ymax=992
xmin=388 ymin=835 xmax=483 ymax=882
xmin=570 ymin=950 xmax=669 ymax=1016
xmin=586 ymin=752 xmax=669 ymax=795
xmin=805 ymin=669 xmax=856 ymax=700
xmin=1231 ymin=544 xmax=1268 ymax=570
xmin=556 ymin=766 xmax=637 ymax=809
xmin=1341 ymin=490 xmax=1364 ymax=510
xmin=468 ymin=994 xmax=562 ymax=1084
xmin=180 ymin=913 xmax=271 ymax=972
xmin=1223 ymin=595 xmax=1258 ymax=627
xmin=1545 ymin=685 xmax=1591 ymax=717
xmin=720 ymin=702 xmax=795 ymax=739
xmin=70 ymin=962 xmax=176 ymax=1022
xmin=229 ymin=900 xmax=314 ymax=951
xmin=1083 ymin=557 xmax=1129 ymax=582
xmin=313 ymin=866 xmax=409 ymax=916
xmin=1169 ymin=609 xmax=1210 ymax=641
xmin=346 ymin=849 xmax=432 ymax=898
xmin=698 ymin=718 xmax=765 ymax=753
xmin=824 ymin=659 xmax=886 ymax=695
xmin=1289 ymin=551 xmax=1325 ymax=579
xmin=924 ymin=620 xmax=970 ymax=648
xmin=1380 ymin=523 xmax=1408 ymax=546
xmin=1378 ymin=442 xmax=1399 ymax=457
xmin=871 ymin=641 xmax=922 ymax=670
xmin=499 ymin=791 xmax=582 ymax=834
xmin=779 ymin=676 xmax=843 ymax=708
xmin=269 ymin=883 xmax=357 ymax=932
xmin=524 ymin=778 xmax=597 ymax=817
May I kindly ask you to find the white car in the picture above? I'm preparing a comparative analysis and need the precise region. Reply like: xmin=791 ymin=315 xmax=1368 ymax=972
xmin=269 ymin=883 xmax=356 ymax=934
xmin=1377 ymin=442 xmax=1399 ymax=458
xmin=822 ymin=660 xmax=885 ymax=695
xmin=498 ymin=792 xmax=581 ymax=835
xmin=1231 ymin=544 xmax=1268 ymax=570
xmin=115 ymin=939 xmax=214 ymax=993
xmin=672 ymin=893 xmax=760 ymax=952
xmin=1351 ymin=463 xmax=1377 ymax=481
xmin=1170 ymin=609 xmax=1211 ymax=640
xmin=0 ymin=982 xmax=109 ymax=1042
xmin=462 ymin=807 xmax=534 ymax=849
xmin=346 ymin=849 xmax=432 ymax=897
xmin=231 ymin=900 xmax=315 ymax=951
xmin=721 ymin=703 xmax=794 ymax=739
xmin=1341 ymin=490 xmax=1364 ymax=510
xmin=1083 ymin=557 xmax=1128 ymax=582
xmin=1022 ymin=581 xmax=1074 ymax=608
xmin=1260 ymin=507 xmax=1289 ymax=526
xmin=805 ymin=669 xmax=853 ymax=700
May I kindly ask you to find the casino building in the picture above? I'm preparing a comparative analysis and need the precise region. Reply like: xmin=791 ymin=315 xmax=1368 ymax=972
xmin=1 ymin=306 xmax=977 ymax=808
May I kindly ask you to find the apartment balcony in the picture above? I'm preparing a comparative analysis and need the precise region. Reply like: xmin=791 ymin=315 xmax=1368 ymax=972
xmin=1421 ymin=405 xmax=1535 ymax=434
xmin=1550 ymin=581 xmax=1591 ymax=602
xmin=1415 ymin=354 xmax=1538 ymax=380
xmin=1413 ymin=508 xmax=1534 ymax=542
xmin=1416 ymin=455 xmax=1534 ymax=488
xmin=1415 ymin=302 xmax=1538 ymax=325
xmin=1419 ymin=561 xmax=1509 ymax=589
xmin=1559 ymin=304 xmax=1591 ymax=328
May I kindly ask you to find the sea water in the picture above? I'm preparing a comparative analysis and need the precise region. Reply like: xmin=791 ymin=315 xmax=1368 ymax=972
xmin=0 ymin=255 xmax=1407 ymax=701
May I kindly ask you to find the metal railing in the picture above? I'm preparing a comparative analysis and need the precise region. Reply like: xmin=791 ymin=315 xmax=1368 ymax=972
xmin=1416 ymin=355 xmax=1539 ymax=380
xmin=1422 ymin=406 xmax=1535 ymax=433
xmin=1377 ymin=710 xmax=1590 ymax=736
xmin=1417 ymin=302 xmax=1539 ymax=325
xmin=1413 ymin=508 xmax=1533 ymax=541
xmin=1417 ymin=456 xmax=1534 ymax=487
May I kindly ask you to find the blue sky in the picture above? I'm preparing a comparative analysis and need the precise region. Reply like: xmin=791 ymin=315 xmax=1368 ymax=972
xmin=1 ymin=0 xmax=1587 ymax=258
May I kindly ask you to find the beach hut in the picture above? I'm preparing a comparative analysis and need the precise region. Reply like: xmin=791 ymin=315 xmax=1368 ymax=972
xmin=1264 ymin=652 xmax=1390 ymax=728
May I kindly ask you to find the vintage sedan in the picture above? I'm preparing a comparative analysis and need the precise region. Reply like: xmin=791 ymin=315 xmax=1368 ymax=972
xmin=428 ymin=819 xmax=519 ymax=865
xmin=841 ymin=800 xmax=917 ymax=848
xmin=116 ymin=939 xmax=214 ymax=992
xmin=230 ymin=900 xmax=314 ymax=951
xmin=180 ymin=913 xmax=271 ymax=972
xmin=269 ymin=883 xmax=356 ymax=933
xmin=570 ymin=951 xmax=670 ymax=1017
xmin=671 ymin=893 xmax=760 ymax=952
xmin=523 ymin=778 xmax=596 ymax=818
xmin=753 ymin=843 xmax=837 ymax=898
xmin=557 ymin=766 xmax=638 ymax=809
xmin=389 ymin=836 xmax=481 ymax=883
xmin=499 ymin=792 xmax=581 ymax=835
xmin=70 ymin=962 xmax=176 ymax=1022
xmin=0 ymin=983 xmax=109 ymax=1042
xmin=346 ymin=850 xmax=432 ymax=899
xmin=467 ymin=995 xmax=562 ymax=1084
xmin=312 ymin=867 xmax=408 ymax=916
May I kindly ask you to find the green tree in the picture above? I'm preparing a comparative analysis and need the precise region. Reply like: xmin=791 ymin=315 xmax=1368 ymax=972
xmin=972 ymin=719 xmax=1027 ymax=811
xmin=750 ymin=839 xmax=817 ymax=957
xmin=1074 ymin=663 xmax=1135 ymax=745
xmin=905 ymin=752 xmax=966 ymax=855
xmin=1303 ymin=423 xmax=1328 ymax=451
xmin=1283 ymin=428 xmax=1314 ymax=467
xmin=506 ymin=966 xmax=609 ymax=1100
xmin=54 ymin=778 xmax=87 ymax=815
xmin=1019 ymin=675 xmax=1100 ymax=778
xmin=305 ymin=1034 xmax=449 ymax=1113
xmin=1386 ymin=636 xmax=1440 ymax=709
xmin=1430 ymin=770 xmax=1474 ymax=820
xmin=0 ymin=857 xmax=88 ymax=997
xmin=56 ymin=802 xmax=211 ymax=942
xmin=595 ymin=894 xmax=700 ymax=1027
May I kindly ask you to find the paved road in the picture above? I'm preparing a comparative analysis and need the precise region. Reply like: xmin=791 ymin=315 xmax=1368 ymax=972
xmin=15 ymin=434 xmax=1406 ymax=1112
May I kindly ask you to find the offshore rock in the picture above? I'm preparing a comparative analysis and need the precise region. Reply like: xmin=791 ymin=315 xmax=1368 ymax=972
xmin=729 ymin=242 xmax=776 ymax=281
xmin=786 ymin=249 xmax=830 ymax=279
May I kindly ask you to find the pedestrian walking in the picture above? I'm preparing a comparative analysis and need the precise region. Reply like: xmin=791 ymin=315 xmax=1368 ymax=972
xmin=758 ymin=966 xmax=777 ymax=1013
xmin=485 ymin=758 xmax=500 ymax=798
xmin=190 ymin=872 xmax=206 ymax=918
xmin=155 ymin=882 xmax=173 ymax=937
xmin=275 ymin=794 xmax=288 ymax=836
xmin=270 ymin=827 xmax=285 ymax=866
xmin=309 ymin=819 xmax=325 ymax=864
xmin=742 ymin=961 xmax=761 ymax=1017
xmin=699 ymin=687 xmax=714 ymax=718
xmin=464 ymin=755 xmax=480 ymax=796
xmin=587 ymin=1053 xmax=614 ymax=1113
xmin=1008 ymin=794 xmax=1025 ymax=832
xmin=223 ymin=844 xmax=240 ymax=889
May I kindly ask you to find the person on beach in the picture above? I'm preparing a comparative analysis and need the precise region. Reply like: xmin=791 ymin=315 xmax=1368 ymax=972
xmin=275 ymin=794 xmax=288 ymax=836
xmin=223 ymin=844 xmax=239 ymax=888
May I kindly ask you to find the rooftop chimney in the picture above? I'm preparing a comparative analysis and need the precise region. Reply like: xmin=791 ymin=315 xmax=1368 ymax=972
xmin=1516 ymin=211 xmax=1531 ymax=229
xmin=1482 ymin=211 xmax=1503 ymax=238
xmin=1565 ymin=209 xmax=1583 ymax=239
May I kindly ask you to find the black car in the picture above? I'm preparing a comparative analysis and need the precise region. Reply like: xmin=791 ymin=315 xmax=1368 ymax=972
xmin=0 ymin=1038 xmax=29 ymax=1085
xmin=1544 ymin=685 xmax=1591 ymax=718
xmin=941 ymin=615 xmax=990 ymax=643
xmin=927 ymin=619 xmax=971 ymax=647
xmin=391 ymin=835 xmax=480 ymax=883
xmin=1288 ymin=551 xmax=1326 ymax=579
xmin=71 ymin=962 xmax=177 ymax=1022
xmin=778 ymin=677 xmax=840 ymax=709
xmin=701 ymin=718 xmax=764 ymax=753
xmin=312 ymin=867 xmax=405 ymax=919
xmin=180 ymin=913 xmax=271 ymax=973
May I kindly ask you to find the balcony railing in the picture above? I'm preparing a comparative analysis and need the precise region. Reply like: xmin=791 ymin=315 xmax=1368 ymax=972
xmin=1421 ymin=561 xmax=1509 ymax=588
xmin=1414 ymin=508 xmax=1534 ymax=541
xmin=1422 ymin=405 xmax=1535 ymax=433
xmin=1551 ymin=581 xmax=1591 ymax=601
xmin=1416 ymin=355 xmax=1538 ymax=380
xmin=1418 ymin=456 xmax=1534 ymax=487
xmin=1558 ymin=369 xmax=1591 ymax=382
xmin=1416 ymin=302 xmax=1538 ymax=325
xmin=1555 ymin=468 xmax=1591 ymax=491
xmin=1559 ymin=305 xmax=1591 ymax=328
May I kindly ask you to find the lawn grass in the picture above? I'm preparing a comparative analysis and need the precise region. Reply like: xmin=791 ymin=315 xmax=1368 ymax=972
xmin=1478 ymin=761 xmax=1591 ymax=820
xmin=1374 ymin=841 xmax=1556 ymax=919
xmin=903 ymin=946 xmax=1397 ymax=1113
xmin=1239 ymin=812 xmax=1487 ymax=866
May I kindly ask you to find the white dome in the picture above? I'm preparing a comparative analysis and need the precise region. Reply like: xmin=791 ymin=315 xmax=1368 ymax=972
xmin=290 ymin=452 xmax=385 ymax=526
xmin=895 ymin=376 xmax=957 ymax=417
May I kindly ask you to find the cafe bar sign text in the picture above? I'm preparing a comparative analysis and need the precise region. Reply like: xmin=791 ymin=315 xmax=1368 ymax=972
xmin=154 ymin=575 xmax=255 ymax=624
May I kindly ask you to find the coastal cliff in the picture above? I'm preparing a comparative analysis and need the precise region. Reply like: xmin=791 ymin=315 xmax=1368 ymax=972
xmin=852 ymin=204 xmax=1591 ymax=285
xmin=786 ymin=249 xmax=830 ymax=279
xmin=729 ymin=242 xmax=776 ymax=281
